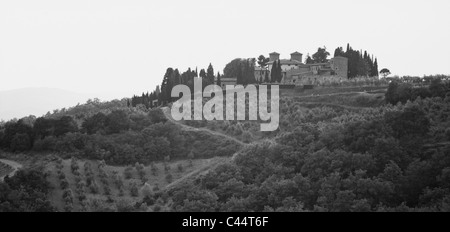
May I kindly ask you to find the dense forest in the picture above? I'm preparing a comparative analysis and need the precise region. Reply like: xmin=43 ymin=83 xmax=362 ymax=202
xmin=0 ymin=105 xmax=240 ymax=165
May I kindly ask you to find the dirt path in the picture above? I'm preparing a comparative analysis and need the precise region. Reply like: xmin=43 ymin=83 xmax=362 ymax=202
xmin=164 ymin=157 xmax=231 ymax=191
xmin=161 ymin=107 xmax=245 ymax=146
xmin=0 ymin=159 xmax=23 ymax=181
xmin=160 ymin=89 xmax=381 ymax=190
xmin=160 ymin=107 xmax=246 ymax=190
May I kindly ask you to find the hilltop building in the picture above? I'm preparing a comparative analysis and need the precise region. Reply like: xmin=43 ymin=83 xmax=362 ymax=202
xmin=263 ymin=52 xmax=348 ymax=85
xmin=222 ymin=51 xmax=348 ymax=87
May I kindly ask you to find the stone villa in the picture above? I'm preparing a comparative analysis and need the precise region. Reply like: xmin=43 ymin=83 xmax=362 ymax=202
xmin=219 ymin=51 xmax=348 ymax=88
xmin=262 ymin=52 xmax=348 ymax=85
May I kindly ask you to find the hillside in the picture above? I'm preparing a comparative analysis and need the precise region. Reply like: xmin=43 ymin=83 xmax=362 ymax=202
xmin=1 ymin=80 xmax=450 ymax=212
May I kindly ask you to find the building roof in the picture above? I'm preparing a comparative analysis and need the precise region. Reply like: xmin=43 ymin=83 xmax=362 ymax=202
xmin=269 ymin=52 xmax=280 ymax=55
xmin=331 ymin=56 xmax=348 ymax=60
xmin=291 ymin=51 xmax=303 ymax=55
xmin=267 ymin=59 xmax=303 ymax=65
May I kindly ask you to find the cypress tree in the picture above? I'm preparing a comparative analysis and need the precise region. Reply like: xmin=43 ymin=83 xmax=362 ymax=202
xmin=161 ymin=68 xmax=174 ymax=103
xmin=217 ymin=72 xmax=221 ymax=86
xmin=206 ymin=63 xmax=215 ymax=85
xmin=373 ymin=58 xmax=379 ymax=77
xmin=277 ymin=60 xmax=283 ymax=83
xmin=270 ymin=61 xmax=277 ymax=83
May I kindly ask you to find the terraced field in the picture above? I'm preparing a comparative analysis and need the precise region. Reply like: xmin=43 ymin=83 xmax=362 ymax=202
xmin=45 ymin=157 xmax=226 ymax=212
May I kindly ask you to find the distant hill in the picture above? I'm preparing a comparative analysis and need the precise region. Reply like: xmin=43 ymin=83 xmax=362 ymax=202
xmin=0 ymin=87 xmax=90 ymax=121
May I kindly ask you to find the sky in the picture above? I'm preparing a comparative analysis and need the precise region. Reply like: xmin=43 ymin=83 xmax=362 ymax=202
xmin=1 ymin=0 xmax=450 ymax=101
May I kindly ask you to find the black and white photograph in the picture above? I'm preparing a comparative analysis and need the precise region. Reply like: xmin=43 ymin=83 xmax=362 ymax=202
xmin=1 ymin=0 xmax=450 ymax=220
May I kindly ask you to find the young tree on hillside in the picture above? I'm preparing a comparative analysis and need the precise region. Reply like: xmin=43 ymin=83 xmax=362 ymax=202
xmin=380 ymin=68 xmax=391 ymax=78
xmin=223 ymin=58 xmax=241 ymax=78
xmin=334 ymin=47 xmax=345 ymax=57
xmin=276 ymin=60 xmax=283 ymax=83
xmin=160 ymin=68 xmax=174 ymax=104
xmin=188 ymin=151 xmax=195 ymax=167
xmin=257 ymin=55 xmax=270 ymax=69
xmin=216 ymin=72 xmax=221 ymax=86
xmin=312 ymin=47 xmax=330 ymax=63
xmin=199 ymin=69 xmax=207 ymax=79
xmin=305 ymin=54 xmax=314 ymax=64
xmin=373 ymin=58 xmax=379 ymax=77
xmin=270 ymin=61 xmax=277 ymax=83
xmin=206 ymin=63 xmax=215 ymax=85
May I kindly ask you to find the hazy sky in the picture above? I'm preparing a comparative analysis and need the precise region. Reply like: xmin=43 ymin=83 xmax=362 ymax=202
xmin=1 ymin=0 xmax=450 ymax=100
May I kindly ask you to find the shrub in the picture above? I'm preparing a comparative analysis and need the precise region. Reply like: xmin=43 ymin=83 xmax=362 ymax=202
xmin=124 ymin=166 xmax=133 ymax=179
xmin=84 ymin=162 xmax=91 ymax=172
xmin=150 ymin=162 xmax=158 ymax=176
xmin=70 ymin=159 xmax=79 ymax=173
xmin=177 ymin=163 xmax=183 ymax=173
xmin=118 ymin=187 xmax=125 ymax=197
xmin=64 ymin=204 xmax=73 ymax=212
xmin=58 ymin=172 xmax=66 ymax=180
xmin=138 ymin=169 xmax=146 ymax=180
xmin=164 ymin=163 xmax=170 ymax=173
xmin=116 ymin=199 xmax=135 ymax=212
xmin=113 ymin=174 xmax=124 ymax=189
xmin=60 ymin=179 xmax=69 ymax=190
xmin=73 ymin=169 xmax=81 ymax=177
xmin=104 ymin=186 xmax=111 ymax=196
xmin=130 ymin=182 xmax=139 ymax=197
xmin=89 ymin=181 xmax=99 ymax=194
xmin=165 ymin=173 xmax=173 ymax=183
xmin=86 ymin=173 xmax=94 ymax=186
xmin=74 ymin=175 xmax=82 ymax=184
xmin=63 ymin=189 xmax=73 ymax=201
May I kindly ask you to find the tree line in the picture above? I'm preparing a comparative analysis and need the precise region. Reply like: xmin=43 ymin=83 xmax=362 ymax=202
xmin=334 ymin=43 xmax=379 ymax=78
xmin=131 ymin=64 xmax=222 ymax=107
